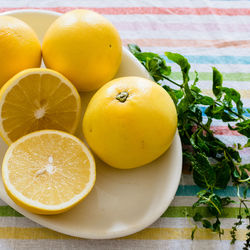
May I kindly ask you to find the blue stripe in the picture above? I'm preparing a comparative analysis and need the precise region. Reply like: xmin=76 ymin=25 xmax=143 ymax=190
xmin=200 ymin=107 xmax=250 ymax=117
xmin=162 ymin=55 xmax=250 ymax=64
xmin=176 ymin=185 xmax=249 ymax=197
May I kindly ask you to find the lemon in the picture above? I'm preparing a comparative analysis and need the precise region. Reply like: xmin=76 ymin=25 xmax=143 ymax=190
xmin=42 ymin=9 xmax=122 ymax=92
xmin=2 ymin=130 xmax=96 ymax=214
xmin=83 ymin=76 xmax=177 ymax=169
xmin=0 ymin=15 xmax=41 ymax=87
xmin=0 ymin=68 xmax=81 ymax=145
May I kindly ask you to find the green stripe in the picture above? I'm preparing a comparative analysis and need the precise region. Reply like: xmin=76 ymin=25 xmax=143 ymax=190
xmin=0 ymin=206 xmax=22 ymax=217
xmin=0 ymin=205 xmax=245 ymax=219
xmin=170 ymin=72 xmax=250 ymax=82
xmin=162 ymin=206 xmax=247 ymax=218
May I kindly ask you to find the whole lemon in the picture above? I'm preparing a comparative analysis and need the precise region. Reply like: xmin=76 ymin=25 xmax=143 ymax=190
xmin=0 ymin=16 xmax=41 ymax=87
xmin=83 ymin=76 xmax=177 ymax=169
xmin=42 ymin=9 xmax=122 ymax=92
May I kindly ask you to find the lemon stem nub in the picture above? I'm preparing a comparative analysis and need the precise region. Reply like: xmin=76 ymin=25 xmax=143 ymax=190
xmin=116 ymin=91 xmax=129 ymax=103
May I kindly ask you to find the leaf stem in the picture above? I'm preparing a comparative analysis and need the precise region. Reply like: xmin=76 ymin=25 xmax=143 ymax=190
xmin=163 ymin=76 xmax=183 ymax=88
xmin=214 ymin=101 xmax=246 ymax=121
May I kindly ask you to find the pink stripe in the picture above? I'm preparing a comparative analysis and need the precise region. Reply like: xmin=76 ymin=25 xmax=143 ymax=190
xmin=210 ymin=126 xmax=241 ymax=136
xmin=1 ymin=7 xmax=250 ymax=16
xmin=115 ymin=22 xmax=250 ymax=33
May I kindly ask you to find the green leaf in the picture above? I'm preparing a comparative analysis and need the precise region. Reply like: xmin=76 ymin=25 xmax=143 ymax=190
xmin=212 ymin=67 xmax=223 ymax=99
xmin=208 ymin=194 xmax=223 ymax=216
xmin=165 ymin=52 xmax=190 ymax=84
xmin=205 ymin=105 xmax=237 ymax=122
xmin=244 ymin=139 xmax=250 ymax=148
xmin=191 ymin=84 xmax=201 ymax=94
xmin=161 ymin=85 xmax=178 ymax=105
xmin=192 ymin=153 xmax=216 ymax=188
xmin=128 ymin=48 xmax=172 ymax=82
xmin=193 ymin=212 xmax=203 ymax=222
xmin=243 ymin=186 xmax=248 ymax=199
xmin=214 ymin=160 xmax=231 ymax=189
xmin=227 ymin=147 xmax=241 ymax=162
xmin=233 ymin=169 xmax=240 ymax=179
xmin=128 ymin=44 xmax=141 ymax=54
xmin=174 ymin=89 xmax=184 ymax=99
xmin=234 ymin=120 xmax=250 ymax=138
xmin=221 ymin=197 xmax=235 ymax=206
xmin=196 ymin=96 xmax=214 ymax=105
xmin=212 ymin=218 xmax=223 ymax=236
xmin=193 ymin=71 xmax=199 ymax=85
xmin=221 ymin=87 xmax=244 ymax=115
xmin=239 ymin=164 xmax=250 ymax=171
xmin=202 ymin=219 xmax=212 ymax=229
xmin=191 ymin=227 xmax=197 ymax=240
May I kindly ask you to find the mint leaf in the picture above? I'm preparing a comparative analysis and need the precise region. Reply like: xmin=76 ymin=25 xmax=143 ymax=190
xmin=192 ymin=153 xmax=216 ymax=188
xmin=193 ymin=212 xmax=203 ymax=221
xmin=128 ymin=44 xmax=250 ymax=245
xmin=127 ymin=44 xmax=141 ymax=54
xmin=165 ymin=52 xmax=190 ymax=84
xmin=212 ymin=67 xmax=223 ymax=99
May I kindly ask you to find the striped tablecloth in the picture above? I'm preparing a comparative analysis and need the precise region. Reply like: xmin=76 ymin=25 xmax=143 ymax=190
xmin=0 ymin=0 xmax=249 ymax=249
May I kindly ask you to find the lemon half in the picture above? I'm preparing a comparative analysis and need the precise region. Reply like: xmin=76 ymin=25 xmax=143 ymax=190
xmin=0 ymin=68 xmax=81 ymax=144
xmin=2 ymin=130 xmax=96 ymax=214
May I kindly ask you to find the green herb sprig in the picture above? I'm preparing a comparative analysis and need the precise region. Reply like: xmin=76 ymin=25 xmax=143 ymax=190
xmin=128 ymin=44 xmax=250 ymax=246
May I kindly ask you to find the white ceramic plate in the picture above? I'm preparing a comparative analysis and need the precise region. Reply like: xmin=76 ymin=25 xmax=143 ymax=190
xmin=0 ymin=9 xmax=182 ymax=239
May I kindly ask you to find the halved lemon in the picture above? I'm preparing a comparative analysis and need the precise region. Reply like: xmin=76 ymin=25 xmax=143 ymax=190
xmin=0 ymin=68 xmax=81 ymax=145
xmin=2 ymin=130 xmax=96 ymax=214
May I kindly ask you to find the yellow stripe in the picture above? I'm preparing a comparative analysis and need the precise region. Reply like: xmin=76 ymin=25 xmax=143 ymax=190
xmin=0 ymin=227 xmax=247 ymax=240
xmin=124 ymin=228 xmax=247 ymax=241
xmin=202 ymin=89 xmax=250 ymax=99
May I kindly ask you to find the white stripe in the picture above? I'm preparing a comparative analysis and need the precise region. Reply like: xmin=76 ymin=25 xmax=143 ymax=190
xmin=0 ymin=239 xmax=245 ymax=250
xmin=0 ymin=200 xmax=7 ymax=206
xmin=179 ymin=175 xmax=194 ymax=186
xmin=0 ymin=211 xmax=245 ymax=228
xmin=0 ymin=217 xmax=41 ymax=227
xmin=216 ymin=135 xmax=248 ymax=146
xmin=0 ymin=0 xmax=249 ymax=8
xmin=4 ymin=217 xmax=246 ymax=230
xmin=107 ymin=14 xmax=250 ymax=25
xmin=166 ymin=64 xmax=250 ymax=74
xmin=196 ymin=81 xmax=250 ymax=90
xmin=119 ymin=30 xmax=250 ymax=40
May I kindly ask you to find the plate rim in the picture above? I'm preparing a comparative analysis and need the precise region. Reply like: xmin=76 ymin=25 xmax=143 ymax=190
xmin=0 ymin=9 xmax=183 ymax=239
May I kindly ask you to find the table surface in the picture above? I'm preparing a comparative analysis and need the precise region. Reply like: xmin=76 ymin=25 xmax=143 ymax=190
xmin=0 ymin=0 xmax=249 ymax=249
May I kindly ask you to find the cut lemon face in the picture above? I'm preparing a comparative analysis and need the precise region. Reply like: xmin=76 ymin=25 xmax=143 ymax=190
xmin=2 ymin=130 xmax=96 ymax=214
xmin=0 ymin=68 xmax=81 ymax=145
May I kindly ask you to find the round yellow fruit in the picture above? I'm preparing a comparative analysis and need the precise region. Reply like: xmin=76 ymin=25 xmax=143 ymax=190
xmin=0 ymin=68 xmax=81 ymax=145
xmin=0 ymin=15 xmax=41 ymax=87
xmin=42 ymin=9 xmax=122 ymax=92
xmin=2 ymin=130 xmax=96 ymax=214
xmin=83 ymin=76 xmax=177 ymax=169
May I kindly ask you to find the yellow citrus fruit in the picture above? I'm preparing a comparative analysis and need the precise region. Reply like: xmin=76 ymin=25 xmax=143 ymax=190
xmin=42 ymin=9 xmax=122 ymax=92
xmin=0 ymin=68 xmax=81 ymax=145
xmin=2 ymin=130 xmax=96 ymax=214
xmin=0 ymin=15 xmax=41 ymax=87
xmin=83 ymin=76 xmax=177 ymax=169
